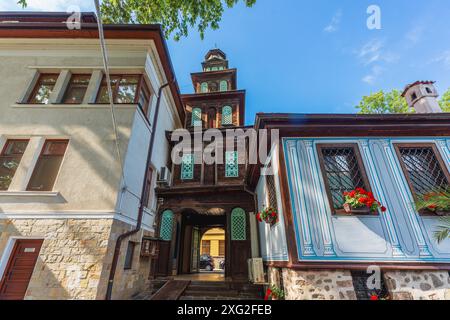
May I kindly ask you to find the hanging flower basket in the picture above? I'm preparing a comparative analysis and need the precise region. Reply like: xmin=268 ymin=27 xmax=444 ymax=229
xmin=343 ymin=188 xmax=386 ymax=214
xmin=256 ymin=207 xmax=279 ymax=226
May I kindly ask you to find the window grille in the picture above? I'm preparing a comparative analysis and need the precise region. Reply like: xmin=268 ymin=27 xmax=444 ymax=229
xmin=191 ymin=107 xmax=202 ymax=127
xmin=225 ymin=151 xmax=239 ymax=178
xmin=396 ymin=145 xmax=449 ymax=197
xmin=231 ymin=208 xmax=246 ymax=241
xmin=317 ymin=145 xmax=369 ymax=211
xmin=181 ymin=154 xmax=194 ymax=180
xmin=351 ymin=271 xmax=389 ymax=300
xmin=221 ymin=106 xmax=233 ymax=125
xmin=266 ymin=174 xmax=278 ymax=211
xmin=160 ymin=210 xmax=174 ymax=241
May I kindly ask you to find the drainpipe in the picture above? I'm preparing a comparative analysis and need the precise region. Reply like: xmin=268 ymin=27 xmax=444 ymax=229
xmin=105 ymin=81 xmax=172 ymax=300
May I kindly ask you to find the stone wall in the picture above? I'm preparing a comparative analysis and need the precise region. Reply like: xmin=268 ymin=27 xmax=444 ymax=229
xmin=0 ymin=218 xmax=153 ymax=300
xmin=268 ymin=267 xmax=357 ymax=300
xmin=0 ymin=218 xmax=113 ymax=300
xmin=100 ymin=219 xmax=154 ymax=300
xmin=384 ymin=271 xmax=450 ymax=300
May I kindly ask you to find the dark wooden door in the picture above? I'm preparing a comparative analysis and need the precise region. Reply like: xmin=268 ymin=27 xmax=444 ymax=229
xmin=156 ymin=241 xmax=171 ymax=277
xmin=0 ymin=239 xmax=43 ymax=300
xmin=229 ymin=209 xmax=250 ymax=280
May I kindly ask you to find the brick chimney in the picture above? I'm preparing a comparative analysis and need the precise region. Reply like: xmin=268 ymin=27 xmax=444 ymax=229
xmin=402 ymin=81 xmax=442 ymax=113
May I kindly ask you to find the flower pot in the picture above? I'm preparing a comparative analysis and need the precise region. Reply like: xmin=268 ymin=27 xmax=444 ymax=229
xmin=343 ymin=203 xmax=371 ymax=214
xmin=436 ymin=210 xmax=450 ymax=217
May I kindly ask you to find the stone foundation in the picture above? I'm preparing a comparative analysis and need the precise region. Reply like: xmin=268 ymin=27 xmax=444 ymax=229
xmin=269 ymin=268 xmax=357 ymax=300
xmin=102 ymin=219 xmax=153 ymax=300
xmin=0 ymin=218 xmax=153 ymax=300
xmin=268 ymin=267 xmax=450 ymax=300
xmin=383 ymin=271 xmax=450 ymax=300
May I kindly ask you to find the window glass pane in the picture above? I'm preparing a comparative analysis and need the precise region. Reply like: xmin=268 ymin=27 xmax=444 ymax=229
xmin=63 ymin=75 xmax=90 ymax=104
xmin=29 ymin=74 xmax=58 ymax=104
xmin=0 ymin=140 xmax=29 ymax=191
xmin=398 ymin=146 xmax=449 ymax=196
xmin=225 ymin=151 xmax=239 ymax=178
xmin=27 ymin=141 xmax=68 ymax=191
xmin=219 ymin=80 xmax=228 ymax=92
xmin=138 ymin=81 xmax=151 ymax=115
xmin=181 ymin=154 xmax=194 ymax=180
xmin=266 ymin=174 xmax=278 ymax=210
xmin=191 ymin=108 xmax=202 ymax=127
xmin=219 ymin=240 xmax=225 ymax=256
xmin=201 ymin=240 xmax=211 ymax=255
xmin=116 ymin=76 xmax=140 ymax=103
xmin=201 ymin=82 xmax=208 ymax=93
xmin=96 ymin=76 xmax=119 ymax=103
xmin=320 ymin=146 xmax=367 ymax=210
xmin=221 ymin=106 xmax=232 ymax=125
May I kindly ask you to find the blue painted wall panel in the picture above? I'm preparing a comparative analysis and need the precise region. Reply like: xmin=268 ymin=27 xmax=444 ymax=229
xmin=282 ymin=137 xmax=450 ymax=263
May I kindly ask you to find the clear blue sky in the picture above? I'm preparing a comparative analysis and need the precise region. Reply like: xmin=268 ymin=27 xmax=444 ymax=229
xmin=3 ymin=0 xmax=450 ymax=124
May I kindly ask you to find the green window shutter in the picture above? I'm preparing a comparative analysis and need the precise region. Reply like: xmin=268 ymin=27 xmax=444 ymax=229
xmin=191 ymin=108 xmax=202 ymax=127
xmin=201 ymin=82 xmax=208 ymax=93
xmin=221 ymin=106 xmax=232 ymax=125
xmin=160 ymin=210 xmax=174 ymax=241
xmin=225 ymin=151 xmax=239 ymax=178
xmin=231 ymin=208 xmax=246 ymax=241
xmin=181 ymin=153 xmax=194 ymax=180
xmin=219 ymin=80 xmax=228 ymax=92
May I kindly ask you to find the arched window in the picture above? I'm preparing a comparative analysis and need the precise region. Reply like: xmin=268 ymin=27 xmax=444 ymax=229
xmin=160 ymin=210 xmax=174 ymax=241
xmin=181 ymin=153 xmax=194 ymax=180
xmin=200 ymin=82 xmax=208 ymax=93
xmin=219 ymin=80 xmax=228 ymax=92
xmin=231 ymin=208 xmax=246 ymax=241
xmin=225 ymin=151 xmax=239 ymax=178
xmin=191 ymin=107 xmax=202 ymax=127
xmin=221 ymin=106 xmax=232 ymax=125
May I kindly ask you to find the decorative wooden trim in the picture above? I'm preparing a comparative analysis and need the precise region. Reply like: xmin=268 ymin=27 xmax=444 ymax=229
xmin=316 ymin=143 xmax=375 ymax=216
xmin=277 ymin=143 xmax=300 ymax=264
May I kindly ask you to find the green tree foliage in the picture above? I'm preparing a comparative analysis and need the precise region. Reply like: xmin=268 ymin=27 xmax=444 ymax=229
xmin=17 ymin=0 xmax=256 ymax=40
xmin=439 ymin=88 xmax=450 ymax=112
xmin=357 ymin=88 xmax=450 ymax=114
xmin=356 ymin=89 xmax=411 ymax=114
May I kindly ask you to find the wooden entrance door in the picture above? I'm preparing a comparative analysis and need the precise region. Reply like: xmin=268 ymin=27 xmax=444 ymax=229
xmin=229 ymin=208 xmax=250 ymax=280
xmin=0 ymin=239 xmax=43 ymax=300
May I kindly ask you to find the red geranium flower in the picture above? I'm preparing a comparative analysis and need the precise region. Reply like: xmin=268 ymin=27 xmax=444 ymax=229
xmin=381 ymin=206 xmax=387 ymax=212
xmin=256 ymin=212 xmax=262 ymax=222
xmin=370 ymin=295 xmax=379 ymax=301
xmin=264 ymin=288 xmax=272 ymax=300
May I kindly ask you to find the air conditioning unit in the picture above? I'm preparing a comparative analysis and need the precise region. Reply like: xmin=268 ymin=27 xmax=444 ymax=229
xmin=157 ymin=166 xmax=171 ymax=187
xmin=247 ymin=258 xmax=265 ymax=284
